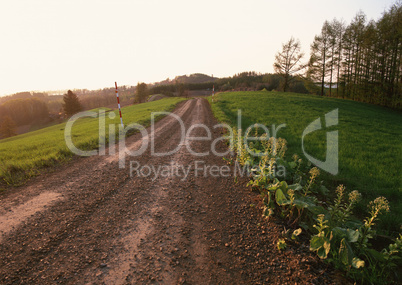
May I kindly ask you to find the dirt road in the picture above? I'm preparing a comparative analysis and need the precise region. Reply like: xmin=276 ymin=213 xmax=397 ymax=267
xmin=0 ymin=98 xmax=342 ymax=284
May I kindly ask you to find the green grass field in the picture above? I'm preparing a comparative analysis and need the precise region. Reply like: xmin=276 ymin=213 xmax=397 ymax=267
xmin=210 ymin=91 xmax=402 ymax=235
xmin=0 ymin=97 xmax=186 ymax=186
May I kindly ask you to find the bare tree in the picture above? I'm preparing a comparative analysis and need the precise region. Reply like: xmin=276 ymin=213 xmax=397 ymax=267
xmin=273 ymin=37 xmax=306 ymax=92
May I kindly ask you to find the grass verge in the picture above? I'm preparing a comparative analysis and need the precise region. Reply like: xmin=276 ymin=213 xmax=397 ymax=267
xmin=209 ymin=91 xmax=401 ymax=236
xmin=0 ymin=97 xmax=186 ymax=187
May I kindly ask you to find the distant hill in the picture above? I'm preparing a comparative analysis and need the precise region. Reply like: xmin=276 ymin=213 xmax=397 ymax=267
xmin=173 ymin=73 xmax=218 ymax=84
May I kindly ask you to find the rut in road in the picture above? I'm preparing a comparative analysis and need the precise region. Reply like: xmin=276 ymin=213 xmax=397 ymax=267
xmin=0 ymin=98 xmax=342 ymax=285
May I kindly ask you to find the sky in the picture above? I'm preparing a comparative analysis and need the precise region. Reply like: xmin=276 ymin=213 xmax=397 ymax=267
xmin=0 ymin=0 xmax=396 ymax=96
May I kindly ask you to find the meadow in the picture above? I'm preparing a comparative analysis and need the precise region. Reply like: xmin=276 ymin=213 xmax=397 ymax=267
xmin=210 ymin=91 xmax=402 ymax=235
xmin=0 ymin=97 xmax=186 ymax=187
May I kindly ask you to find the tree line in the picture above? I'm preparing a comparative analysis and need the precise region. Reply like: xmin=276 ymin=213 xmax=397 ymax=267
xmin=142 ymin=72 xmax=309 ymax=99
xmin=147 ymin=1 xmax=401 ymax=112
xmin=288 ymin=2 xmax=401 ymax=109
xmin=0 ymin=97 xmax=50 ymax=138
xmin=0 ymin=86 xmax=139 ymax=138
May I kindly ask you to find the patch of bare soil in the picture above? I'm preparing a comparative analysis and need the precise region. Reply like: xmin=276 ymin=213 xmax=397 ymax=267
xmin=147 ymin=94 xmax=167 ymax=102
xmin=0 ymin=98 xmax=349 ymax=284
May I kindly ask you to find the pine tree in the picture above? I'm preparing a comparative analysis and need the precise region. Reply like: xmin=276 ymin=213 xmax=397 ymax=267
xmin=62 ymin=90 xmax=82 ymax=117
xmin=332 ymin=19 xmax=346 ymax=98
xmin=307 ymin=21 xmax=331 ymax=96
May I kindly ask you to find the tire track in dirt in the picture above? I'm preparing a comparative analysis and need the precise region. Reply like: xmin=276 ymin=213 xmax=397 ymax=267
xmin=0 ymin=191 xmax=62 ymax=242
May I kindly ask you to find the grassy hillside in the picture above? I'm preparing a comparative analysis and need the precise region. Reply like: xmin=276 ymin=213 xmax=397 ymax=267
xmin=209 ymin=91 xmax=402 ymax=235
xmin=0 ymin=97 xmax=186 ymax=187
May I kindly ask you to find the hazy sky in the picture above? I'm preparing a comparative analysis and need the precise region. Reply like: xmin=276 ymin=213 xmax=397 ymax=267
xmin=0 ymin=0 xmax=396 ymax=96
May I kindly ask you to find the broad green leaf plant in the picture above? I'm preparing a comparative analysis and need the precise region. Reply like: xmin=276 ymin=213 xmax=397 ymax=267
xmin=228 ymin=128 xmax=401 ymax=284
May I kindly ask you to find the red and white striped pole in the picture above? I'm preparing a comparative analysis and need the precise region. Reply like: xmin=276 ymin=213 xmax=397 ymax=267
xmin=212 ymin=74 xmax=215 ymax=96
xmin=115 ymin=82 xmax=124 ymax=127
